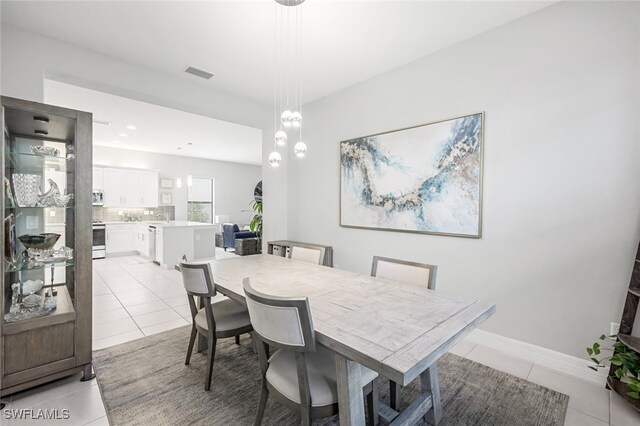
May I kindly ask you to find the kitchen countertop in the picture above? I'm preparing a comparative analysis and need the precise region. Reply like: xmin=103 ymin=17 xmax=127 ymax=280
xmin=102 ymin=221 xmax=216 ymax=228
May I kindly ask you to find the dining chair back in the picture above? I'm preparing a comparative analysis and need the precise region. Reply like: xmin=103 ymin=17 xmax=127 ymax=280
xmin=289 ymin=245 xmax=325 ymax=265
xmin=371 ymin=255 xmax=437 ymax=290
xmin=243 ymin=277 xmax=315 ymax=351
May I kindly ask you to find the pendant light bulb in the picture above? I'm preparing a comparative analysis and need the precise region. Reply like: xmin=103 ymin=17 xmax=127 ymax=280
xmin=268 ymin=151 xmax=282 ymax=167
xmin=291 ymin=111 xmax=302 ymax=128
xmin=294 ymin=141 xmax=307 ymax=158
xmin=281 ymin=110 xmax=293 ymax=128
xmin=275 ymin=130 xmax=287 ymax=146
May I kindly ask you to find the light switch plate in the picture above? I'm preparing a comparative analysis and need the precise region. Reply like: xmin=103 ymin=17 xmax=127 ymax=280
xmin=26 ymin=216 xmax=39 ymax=229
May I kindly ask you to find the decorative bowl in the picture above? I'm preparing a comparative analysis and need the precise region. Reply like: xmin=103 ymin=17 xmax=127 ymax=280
xmin=22 ymin=279 xmax=44 ymax=295
xmin=18 ymin=233 xmax=60 ymax=250
xmin=30 ymin=146 xmax=60 ymax=157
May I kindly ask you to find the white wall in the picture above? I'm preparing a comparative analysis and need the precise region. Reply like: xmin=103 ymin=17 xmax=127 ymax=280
xmin=284 ymin=1 xmax=640 ymax=357
xmin=94 ymin=146 xmax=261 ymax=225
xmin=261 ymin=124 xmax=289 ymax=248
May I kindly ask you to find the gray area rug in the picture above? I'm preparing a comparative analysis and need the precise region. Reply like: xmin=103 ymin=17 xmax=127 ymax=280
xmin=93 ymin=326 xmax=568 ymax=425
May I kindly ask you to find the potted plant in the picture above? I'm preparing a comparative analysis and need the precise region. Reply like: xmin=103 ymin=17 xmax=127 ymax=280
xmin=249 ymin=198 xmax=262 ymax=252
xmin=588 ymin=334 xmax=640 ymax=403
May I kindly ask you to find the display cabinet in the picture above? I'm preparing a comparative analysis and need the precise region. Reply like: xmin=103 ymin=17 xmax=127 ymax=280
xmin=0 ymin=96 xmax=93 ymax=397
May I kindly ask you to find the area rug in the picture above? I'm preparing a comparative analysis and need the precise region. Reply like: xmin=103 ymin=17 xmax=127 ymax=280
xmin=93 ymin=326 xmax=568 ymax=425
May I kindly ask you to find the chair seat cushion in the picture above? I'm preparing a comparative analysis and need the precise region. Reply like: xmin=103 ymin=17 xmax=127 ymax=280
xmin=265 ymin=345 xmax=378 ymax=408
xmin=194 ymin=299 xmax=251 ymax=333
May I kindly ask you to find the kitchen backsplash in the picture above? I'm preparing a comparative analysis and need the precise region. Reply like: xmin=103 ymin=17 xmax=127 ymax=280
xmin=93 ymin=206 xmax=175 ymax=223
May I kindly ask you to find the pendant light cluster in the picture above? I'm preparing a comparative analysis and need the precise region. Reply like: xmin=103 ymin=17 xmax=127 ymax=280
xmin=269 ymin=0 xmax=306 ymax=168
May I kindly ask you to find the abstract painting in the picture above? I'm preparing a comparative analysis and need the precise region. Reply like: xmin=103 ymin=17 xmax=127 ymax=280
xmin=340 ymin=112 xmax=484 ymax=238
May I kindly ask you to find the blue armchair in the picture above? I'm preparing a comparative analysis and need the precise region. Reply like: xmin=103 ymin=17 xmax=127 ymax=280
xmin=222 ymin=223 xmax=257 ymax=251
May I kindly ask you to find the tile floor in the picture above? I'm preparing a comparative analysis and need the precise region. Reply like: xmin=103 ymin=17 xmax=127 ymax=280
xmin=1 ymin=253 xmax=639 ymax=425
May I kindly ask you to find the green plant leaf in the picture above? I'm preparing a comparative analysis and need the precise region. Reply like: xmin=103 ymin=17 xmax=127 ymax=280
xmin=600 ymin=334 xmax=606 ymax=340
xmin=627 ymin=391 xmax=640 ymax=399
xmin=587 ymin=347 xmax=594 ymax=356
xmin=588 ymin=366 xmax=598 ymax=372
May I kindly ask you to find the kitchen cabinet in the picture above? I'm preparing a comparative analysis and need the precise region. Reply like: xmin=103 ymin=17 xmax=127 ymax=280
xmin=103 ymin=168 xmax=125 ymax=207
xmin=106 ymin=224 xmax=135 ymax=254
xmin=101 ymin=168 xmax=158 ymax=208
xmin=93 ymin=167 xmax=104 ymax=191
xmin=123 ymin=169 xmax=142 ymax=207
xmin=134 ymin=224 xmax=149 ymax=257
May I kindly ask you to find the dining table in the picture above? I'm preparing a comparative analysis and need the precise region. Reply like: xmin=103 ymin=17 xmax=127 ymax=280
xmin=207 ymin=254 xmax=495 ymax=425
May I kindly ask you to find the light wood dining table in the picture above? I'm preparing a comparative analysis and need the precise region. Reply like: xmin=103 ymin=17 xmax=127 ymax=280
xmin=207 ymin=254 xmax=495 ymax=425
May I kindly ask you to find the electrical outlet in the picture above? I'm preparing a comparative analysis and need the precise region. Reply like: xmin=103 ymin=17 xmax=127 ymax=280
xmin=25 ymin=216 xmax=39 ymax=229
xmin=611 ymin=322 xmax=620 ymax=336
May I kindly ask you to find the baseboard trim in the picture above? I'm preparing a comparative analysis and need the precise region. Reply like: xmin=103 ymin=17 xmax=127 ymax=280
xmin=464 ymin=329 xmax=607 ymax=386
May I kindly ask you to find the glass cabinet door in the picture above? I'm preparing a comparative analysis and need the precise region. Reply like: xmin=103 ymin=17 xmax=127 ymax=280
xmin=3 ymin=110 xmax=77 ymax=326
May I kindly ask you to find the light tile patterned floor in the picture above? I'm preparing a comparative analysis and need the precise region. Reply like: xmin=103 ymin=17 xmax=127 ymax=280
xmin=1 ymin=253 xmax=639 ymax=425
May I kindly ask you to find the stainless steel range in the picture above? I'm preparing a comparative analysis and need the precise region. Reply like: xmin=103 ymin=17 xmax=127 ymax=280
xmin=92 ymin=221 xmax=106 ymax=259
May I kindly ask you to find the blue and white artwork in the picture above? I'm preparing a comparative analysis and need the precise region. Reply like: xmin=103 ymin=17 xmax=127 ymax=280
xmin=340 ymin=113 xmax=484 ymax=238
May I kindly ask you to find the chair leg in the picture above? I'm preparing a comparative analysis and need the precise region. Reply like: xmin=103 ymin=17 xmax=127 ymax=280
xmin=390 ymin=380 xmax=401 ymax=411
xmin=235 ymin=335 xmax=240 ymax=345
xmin=185 ymin=325 xmax=197 ymax=365
xmin=366 ymin=379 xmax=379 ymax=426
xmin=204 ymin=335 xmax=217 ymax=391
xmin=254 ymin=383 xmax=269 ymax=426
xmin=300 ymin=404 xmax=311 ymax=426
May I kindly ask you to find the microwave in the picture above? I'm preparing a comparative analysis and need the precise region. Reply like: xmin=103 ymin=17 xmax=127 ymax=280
xmin=92 ymin=190 xmax=104 ymax=206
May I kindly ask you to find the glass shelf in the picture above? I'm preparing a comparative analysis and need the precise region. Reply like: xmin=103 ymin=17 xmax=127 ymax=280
xmin=7 ymin=152 xmax=71 ymax=173
xmin=4 ymin=258 xmax=74 ymax=273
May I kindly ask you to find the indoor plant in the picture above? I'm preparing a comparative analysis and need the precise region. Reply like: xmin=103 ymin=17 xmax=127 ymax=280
xmin=249 ymin=198 xmax=262 ymax=238
xmin=588 ymin=334 xmax=640 ymax=399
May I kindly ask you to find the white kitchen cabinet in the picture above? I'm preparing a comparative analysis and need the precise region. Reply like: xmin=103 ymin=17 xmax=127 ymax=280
xmin=134 ymin=224 xmax=149 ymax=257
xmin=103 ymin=168 xmax=125 ymax=207
xmin=106 ymin=224 xmax=135 ymax=254
xmin=100 ymin=167 xmax=158 ymax=208
xmin=141 ymin=171 xmax=159 ymax=207
xmin=123 ymin=169 xmax=142 ymax=207
xmin=93 ymin=167 xmax=104 ymax=191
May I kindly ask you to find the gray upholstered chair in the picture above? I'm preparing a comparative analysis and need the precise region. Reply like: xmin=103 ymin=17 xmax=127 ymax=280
xmin=289 ymin=245 xmax=325 ymax=265
xmin=371 ymin=255 xmax=438 ymax=411
xmin=243 ymin=278 xmax=379 ymax=426
xmin=179 ymin=260 xmax=253 ymax=391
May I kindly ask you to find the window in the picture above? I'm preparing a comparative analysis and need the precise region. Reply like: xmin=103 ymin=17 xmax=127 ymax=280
xmin=187 ymin=177 xmax=214 ymax=223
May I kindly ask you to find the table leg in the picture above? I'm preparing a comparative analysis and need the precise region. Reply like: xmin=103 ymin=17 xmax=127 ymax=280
xmin=421 ymin=362 xmax=442 ymax=425
xmin=335 ymin=353 xmax=365 ymax=426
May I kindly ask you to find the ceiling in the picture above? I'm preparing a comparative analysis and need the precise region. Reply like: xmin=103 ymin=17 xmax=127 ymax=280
xmin=44 ymin=80 xmax=263 ymax=165
xmin=2 ymin=1 xmax=555 ymax=106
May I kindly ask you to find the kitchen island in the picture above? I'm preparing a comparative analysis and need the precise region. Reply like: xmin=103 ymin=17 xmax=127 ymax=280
xmin=104 ymin=221 xmax=217 ymax=268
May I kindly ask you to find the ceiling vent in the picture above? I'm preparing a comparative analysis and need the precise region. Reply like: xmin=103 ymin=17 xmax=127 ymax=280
xmin=184 ymin=66 xmax=214 ymax=80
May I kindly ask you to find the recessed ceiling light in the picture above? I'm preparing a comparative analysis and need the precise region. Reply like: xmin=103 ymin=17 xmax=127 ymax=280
xmin=119 ymin=133 xmax=128 ymax=138
xmin=94 ymin=119 xmax=112 ymax=126
xmin=126 ymin=125 xmax=136 ymax=130
xmin=187 ymin=142 xmax=193 ymax=145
